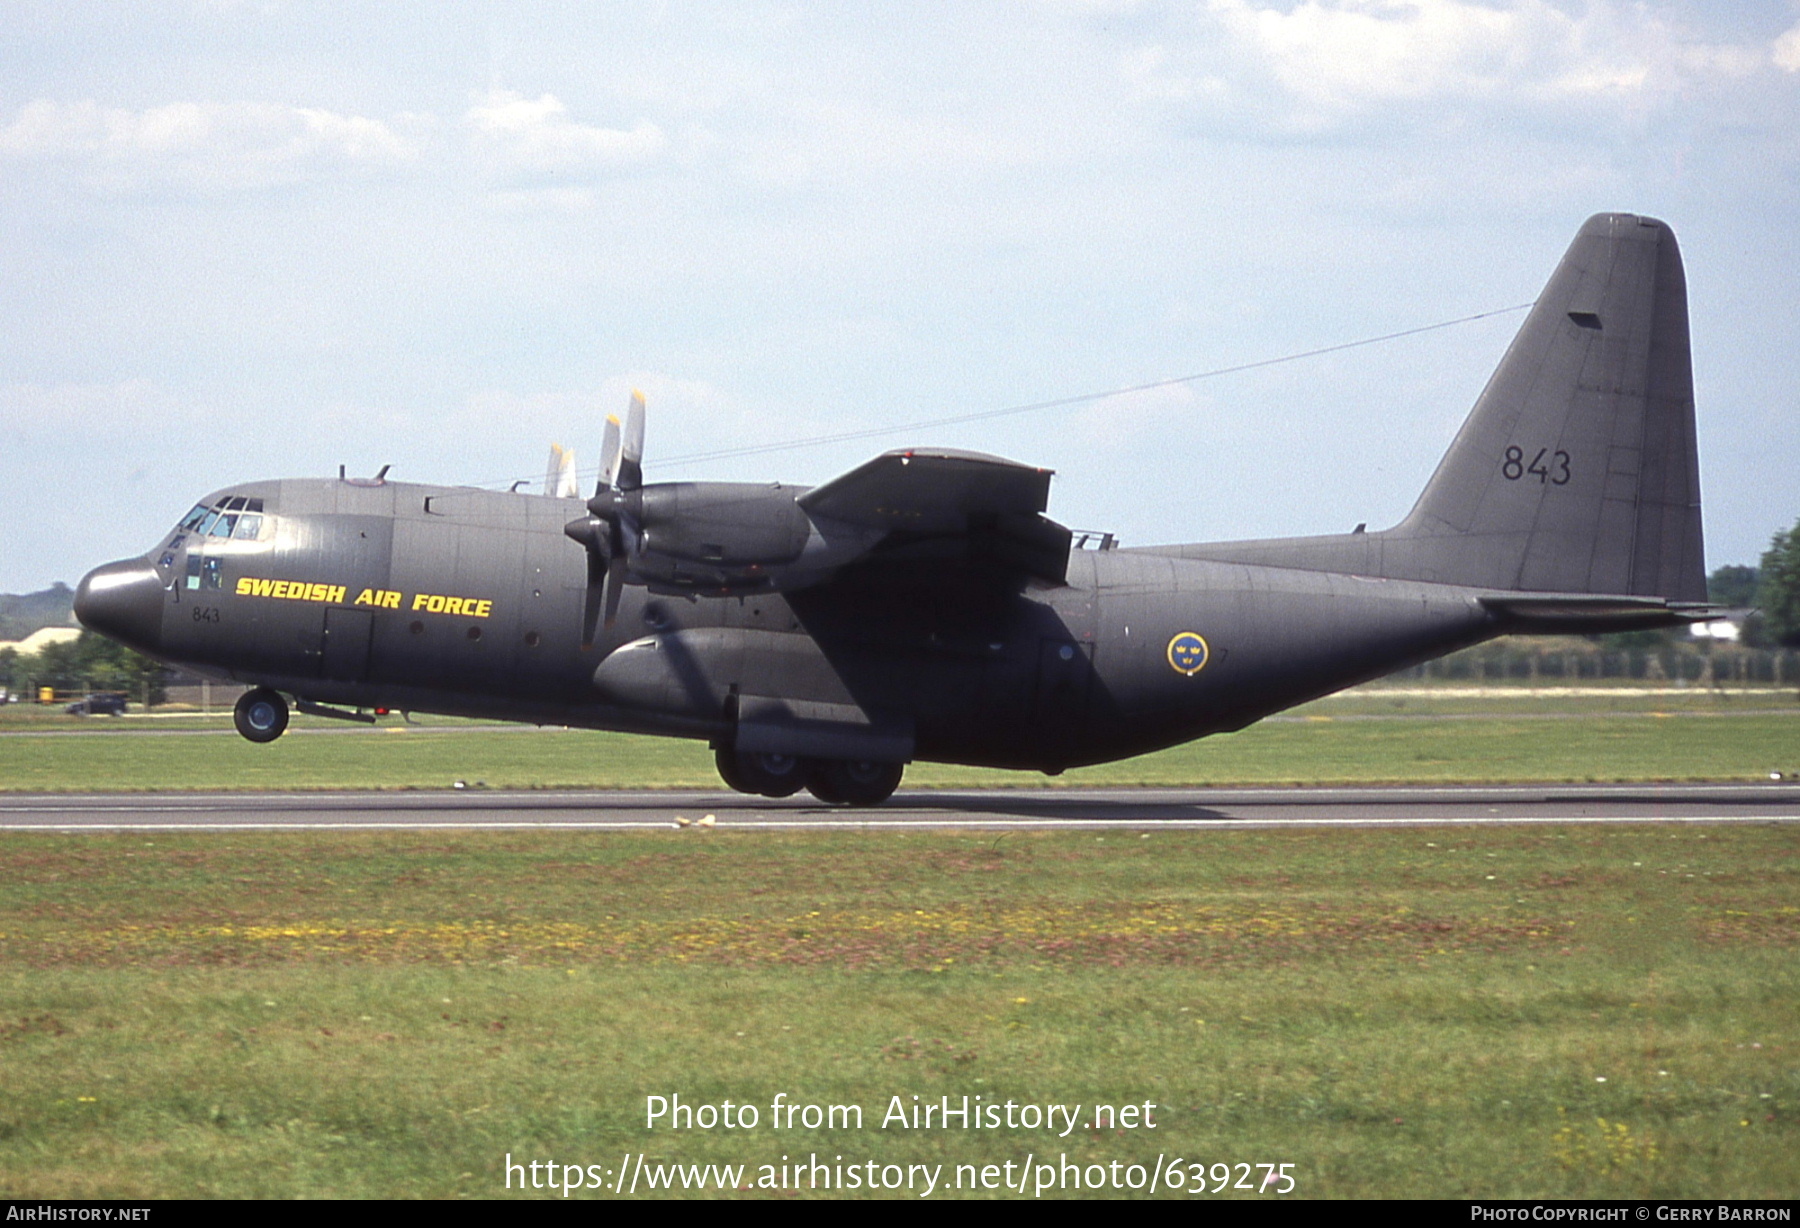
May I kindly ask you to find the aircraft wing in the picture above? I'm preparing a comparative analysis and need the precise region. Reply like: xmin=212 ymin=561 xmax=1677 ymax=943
xmin=799 ymin=449 xmax=1072 ymax=585
xmin=801 ymin=448 xmax=1053 ymax=529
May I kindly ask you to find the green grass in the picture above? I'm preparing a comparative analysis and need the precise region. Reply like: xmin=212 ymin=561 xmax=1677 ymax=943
xmin=2 ymin=708 xmax=1795 ymax=791
xmin=1 ymin=827 xmax=1794 ymax=1198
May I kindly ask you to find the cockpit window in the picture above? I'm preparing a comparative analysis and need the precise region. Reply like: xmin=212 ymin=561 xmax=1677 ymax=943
xmin=176 ymin=497 xmax=270 ymax=542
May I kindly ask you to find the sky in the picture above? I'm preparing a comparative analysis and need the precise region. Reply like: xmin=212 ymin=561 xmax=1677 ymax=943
xmin=3 ymin=0 xmax=1797 ymax=593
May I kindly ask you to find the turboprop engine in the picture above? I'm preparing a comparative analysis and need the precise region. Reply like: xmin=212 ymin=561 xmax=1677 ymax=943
xmin=561 ymin=391 xmax=890 ymax=641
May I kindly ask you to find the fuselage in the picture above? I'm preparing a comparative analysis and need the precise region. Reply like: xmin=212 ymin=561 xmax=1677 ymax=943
xmin=77 ymin=476 xmax=1505 ymax=772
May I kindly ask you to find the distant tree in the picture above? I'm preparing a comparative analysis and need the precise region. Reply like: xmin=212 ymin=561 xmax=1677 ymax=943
xmin=1757 ymin=520 xmax=1800 ymax=648
xmin=31 ymin=638 xmax=82 ymax=690
xmin=8 ymin=633 xmax=167 ymax=704
xmin=1708 ymin=564 xmax=1760 ymax=609
xmin=1599 ymin=628 xmax=1677 ymax=651
xmin=72 ymin=632 xmax=168 ymax=705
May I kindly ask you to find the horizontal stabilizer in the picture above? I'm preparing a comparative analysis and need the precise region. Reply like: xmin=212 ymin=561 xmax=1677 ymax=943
xmin=1479 ymin=592 xmax=1720 ymax=633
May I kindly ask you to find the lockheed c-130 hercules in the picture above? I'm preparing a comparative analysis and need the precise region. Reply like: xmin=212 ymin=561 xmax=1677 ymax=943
xmin=76 ymin=214 xmax=1712 ymax=806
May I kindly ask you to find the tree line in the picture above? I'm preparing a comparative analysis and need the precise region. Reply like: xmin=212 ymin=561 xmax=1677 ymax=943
xmin=0 ymin=632 xmax=168 ymax=706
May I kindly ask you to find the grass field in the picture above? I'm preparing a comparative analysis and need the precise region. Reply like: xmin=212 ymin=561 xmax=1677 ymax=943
xmin=1 ymin=826 xmax=1793 ymax=1199
xmin=1 ymin=684 xmax=1796 ymax=792
xmin=2 ymin=686 xmax=1795 ymax=1199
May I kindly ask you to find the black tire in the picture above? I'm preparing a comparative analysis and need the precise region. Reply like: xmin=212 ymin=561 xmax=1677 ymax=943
xmin=804 ymin=766 xmax=846 ymax=805
xmin=713 ymin=745 xmax=753 ymax=794
xmin=233 ymin=687 xmax=289 ymax=743
xmin=808 ymin=759 xmax=904 ymax=807
xmin=728 ymin=750 xmax=808 ymax=798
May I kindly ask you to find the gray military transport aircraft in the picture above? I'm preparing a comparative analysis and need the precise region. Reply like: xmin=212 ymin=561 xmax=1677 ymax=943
xmin=75 ymin=214 xmax=1711 ymax=806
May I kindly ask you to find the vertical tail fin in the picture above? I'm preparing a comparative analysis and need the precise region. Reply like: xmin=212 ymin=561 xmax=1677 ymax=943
xmin=1395 ymin=212 xmax=1705 ymax=600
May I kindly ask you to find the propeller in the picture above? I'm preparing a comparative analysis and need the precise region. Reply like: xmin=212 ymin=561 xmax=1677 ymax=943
xmin=568 ymin=390 xmax=648 ymax=646
xmin=544 ymin=443 xmax=580 ymax=498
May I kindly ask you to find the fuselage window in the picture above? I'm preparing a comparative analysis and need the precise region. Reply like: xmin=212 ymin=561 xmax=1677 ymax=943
xmin=195 ymin=511 xmax=219 ymax=537
xmin=179 ymin=505 xmax=210 ymax=532
xmin=232 ymin=514 xmax=262 ymax=540
xmin=225 ymin=496 xmax=247 ymax=512
xmin=201 ymin=558 xmax=223 ymax=591
xmin=210 ymin=513 xmax=238 ymax=538
xmin=186 ymin=553 xmax=203 ymax=591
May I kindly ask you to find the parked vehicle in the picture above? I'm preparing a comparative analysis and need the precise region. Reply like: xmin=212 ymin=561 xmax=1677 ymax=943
xmin=66 ymin=693 xmax=127 ymax=716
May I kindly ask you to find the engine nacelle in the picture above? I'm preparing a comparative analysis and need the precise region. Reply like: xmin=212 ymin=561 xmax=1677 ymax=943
xmin=634 ymin=482 xmax=812 ymax=567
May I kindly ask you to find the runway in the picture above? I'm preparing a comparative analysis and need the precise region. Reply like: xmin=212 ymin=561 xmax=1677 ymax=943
xmin=2 ymin=782 xmax=1798 ymax=831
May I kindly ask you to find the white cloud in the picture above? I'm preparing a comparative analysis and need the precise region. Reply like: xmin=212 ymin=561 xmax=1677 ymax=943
xmin=0 ymin=99 xmax=417 ymax=190
xmin=1775 ymin=19 xmax=1800 ymax=72
xmin=464 ymin=90 xmax=666 ymax=177
xmin=1205 ymin=0 xmax=1636 ymax=106
xmin=1133 ymin=0 xmax=1778 ymax=130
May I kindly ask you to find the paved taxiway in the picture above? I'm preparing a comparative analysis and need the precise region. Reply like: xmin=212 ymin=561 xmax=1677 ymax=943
xmin=2 ymin=783 xmax=1797 ymax=831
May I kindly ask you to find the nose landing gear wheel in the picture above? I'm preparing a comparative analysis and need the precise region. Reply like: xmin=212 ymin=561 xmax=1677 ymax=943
xmin=233 ymin=687 xmax=290 ymax=743
xmin=806 ymin=759 xmax=904 ymax=807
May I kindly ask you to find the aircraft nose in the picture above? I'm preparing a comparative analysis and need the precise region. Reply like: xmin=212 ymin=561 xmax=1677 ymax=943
xmin=74 ymin=558 xmax=165 ymax=655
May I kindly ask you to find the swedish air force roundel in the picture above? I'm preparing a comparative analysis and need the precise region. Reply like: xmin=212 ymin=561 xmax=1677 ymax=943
xmin=1166 ymin=632 xmax=1209 ymax=676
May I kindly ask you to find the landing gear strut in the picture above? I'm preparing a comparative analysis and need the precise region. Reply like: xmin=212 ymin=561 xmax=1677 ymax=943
xmin=713 ymin=746 xmax=904 ymax=807
xmin=233 ymin=687 xmax=289 ymax=743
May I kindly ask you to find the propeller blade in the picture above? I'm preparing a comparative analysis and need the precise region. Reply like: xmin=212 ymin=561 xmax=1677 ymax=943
xmin=602 ymin=548 xmax=628 ymax=629
xmin=545 ymin=443 xmax=565 ymax=497
xmin=581 ymin=536 xmax=608 ymax=646
xmin=557 ymin=446 xmax=580 ymax=498
xmin=597 ymin=414 xmax=622 ymax=495
xmin=566 ymin=513 xmax=615 ymax=647
xmin=617 ymin=390 xmax=645 ymax=493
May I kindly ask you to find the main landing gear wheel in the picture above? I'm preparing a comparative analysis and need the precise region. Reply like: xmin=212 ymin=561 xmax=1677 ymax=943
xmin=806 ymin=759 xmax=904 ymax=808
xmin=714 ymin=747 xmax=808 ymax=798
xmin=233 ymin=687 xmax=289 ymax=743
